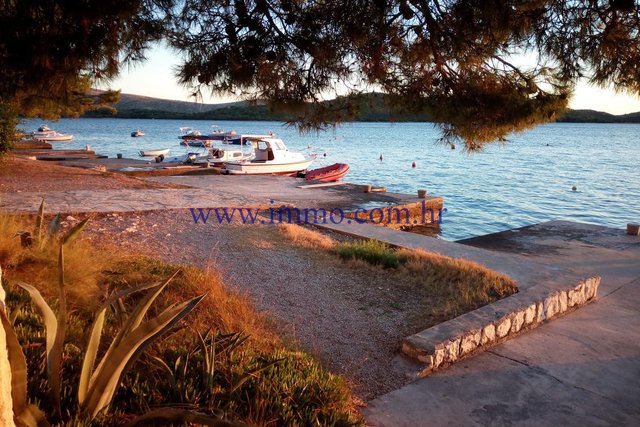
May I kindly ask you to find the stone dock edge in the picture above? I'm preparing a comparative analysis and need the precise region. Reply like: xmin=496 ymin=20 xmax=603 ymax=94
xmin=402 ymin=275 xmax=601 ymax=376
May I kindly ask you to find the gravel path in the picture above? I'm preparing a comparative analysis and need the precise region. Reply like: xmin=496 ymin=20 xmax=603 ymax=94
xmin=85 ymin=209 xmax=423 ymax=401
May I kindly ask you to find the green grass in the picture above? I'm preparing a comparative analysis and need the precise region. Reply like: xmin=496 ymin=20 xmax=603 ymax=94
xmin=335 ymin=239 xmax=405 ymax=268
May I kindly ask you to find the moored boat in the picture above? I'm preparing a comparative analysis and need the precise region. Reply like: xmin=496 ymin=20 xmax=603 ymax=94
xmin=179 ymin=125 xmax=236 ymax=144
xmin=223 ymin=135 xmax=316 ymax=175
xmin=34 ymin=131 xmax=73 ymax=142
xmin=205 ymin=147 xmax=253 ymax=167
xmin=139 ymin=148 xmax=170 ymax=157
xmin=305 ymin=163 xmax=350 ymax=182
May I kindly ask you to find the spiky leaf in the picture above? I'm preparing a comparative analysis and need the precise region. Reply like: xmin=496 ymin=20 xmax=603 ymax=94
xmin=78 ymin=281 xmax=163 ymax=405
xmin=61 ymin=217 xmax=89 ymax=245
xmin=82 ymin=294 xmax=205 ymax=419
xmin=12 ymin=281 xmax=58 ymax=373
xmin=47 ymin=214 xmax=61 ymax=238
xmin=0 ymin=306 xmax=28 ymax=416
xmin=35 ymin=198 xmax=45 ymax=242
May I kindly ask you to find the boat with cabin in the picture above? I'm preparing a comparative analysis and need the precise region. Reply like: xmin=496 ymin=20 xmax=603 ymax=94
xmin=32 ymin=125 xmax=73 ymax=141
xmin=222 ymin=135 xmax=316 ymax=175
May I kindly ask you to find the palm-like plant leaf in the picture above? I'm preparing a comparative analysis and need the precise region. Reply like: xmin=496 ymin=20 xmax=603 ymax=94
xmin=34 ymin=198 xmax=45 ymax=243
xmin=78 ymin=281 xmax=163 ymax=405
xmin=11 ymin=280 xmax=58 ymax=375
xmin=81 ymin=294 xmax=205 ymax=418
xmin=61 ymin=218 xmax=90 ymax=246
xmin=0 ymin=305 xmax=28 ymax=417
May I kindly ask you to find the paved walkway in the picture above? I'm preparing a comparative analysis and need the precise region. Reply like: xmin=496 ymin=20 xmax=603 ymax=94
xmin=0 ymin=175 xmax=437 ymax=214
xmin=363 ymin=221 xmax=640 ymax=426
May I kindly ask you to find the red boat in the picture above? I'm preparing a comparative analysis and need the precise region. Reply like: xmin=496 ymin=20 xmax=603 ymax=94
xmin=305 ymin=163 xmax=350 ymax=182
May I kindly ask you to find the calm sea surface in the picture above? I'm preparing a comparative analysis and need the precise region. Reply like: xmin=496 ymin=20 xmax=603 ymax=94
xmin=20 ymin=118 xmax=640 ymax=241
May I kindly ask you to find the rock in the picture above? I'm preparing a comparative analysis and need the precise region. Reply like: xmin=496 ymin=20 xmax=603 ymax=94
xmin=460 ymin=330 xmax=481 ymax=355
xmin=125 ymin=226 xmax=137 ymax=233
xmin=544 ymin=293 xmax=560 ymax=319
xmin=524 ymin=304 xmax=537 ymax=325
xmin=558 ymin=291 xmax=568 ymax=312
xmin=66 ymin=215 xmax=77 ymax=222
xmin=536 ymin=302 xmax=544 ymax=322
xmin=511 ymin=310 xmax=525 ymax=333
xmin=496 ymin=318 xmax=512 ymax=338
xmin=481 ymin=324 xmax=496 ymax=345
xmin=444 ymin=339 xmax=460 ymax=363
xmin=432 ymin=347 xmax=445 ymax=369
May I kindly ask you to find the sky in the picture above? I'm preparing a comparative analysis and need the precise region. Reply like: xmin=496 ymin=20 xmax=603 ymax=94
xmin=103 ymin=44 xmax=640 ymax=115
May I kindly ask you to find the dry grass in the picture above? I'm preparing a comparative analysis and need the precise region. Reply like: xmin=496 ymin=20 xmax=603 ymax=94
xmin=278 ymin=225 xmax=518 ymax=328
xmin=0 ymin=213 xmax=107 ymax=311
xmin=0 ymin=213 xmax=279 ymax=349
xmin=106 ymin=255 xmax=280 ymax=350
xmin=397 ymin=247 xmax=517 ymax=324
xmin=278 ymin=223 xmax=337 ymax=249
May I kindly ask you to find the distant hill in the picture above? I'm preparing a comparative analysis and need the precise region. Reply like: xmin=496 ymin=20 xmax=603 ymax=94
xmin=558 ymin=109 xmax=640 ymax=123
xmin=83 ymin=91 xmax=640 ymax=123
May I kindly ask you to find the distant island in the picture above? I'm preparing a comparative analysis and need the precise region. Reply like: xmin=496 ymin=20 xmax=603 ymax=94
xmin=83 ymin=91 xmax=640 ymax=124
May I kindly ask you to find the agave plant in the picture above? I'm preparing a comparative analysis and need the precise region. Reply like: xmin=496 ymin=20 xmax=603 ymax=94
xmin=14 ymin=199 xmax=69 ymax=250
xmin=0 ymin=214 xmax=223 ymax=426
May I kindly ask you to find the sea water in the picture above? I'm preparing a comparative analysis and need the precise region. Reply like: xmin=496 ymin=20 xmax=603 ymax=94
xmin=20 ymin=118 xmax=640 ymax=241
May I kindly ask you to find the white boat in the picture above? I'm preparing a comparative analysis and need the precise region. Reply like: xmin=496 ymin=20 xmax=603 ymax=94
xmin=131 ymin=129 xmax=145 ymax=137
xmin=205 ymin=147 xmax=253 ymax=167
xmin=139 ymin=148 xmax=170 ymax=157
xmin=223 ymin=135 xmax=316 ymax=175
xmin=35 ymin=131 xmax=73 ymax=142
xmin=163 ymin=152 xmax=209 ymax=164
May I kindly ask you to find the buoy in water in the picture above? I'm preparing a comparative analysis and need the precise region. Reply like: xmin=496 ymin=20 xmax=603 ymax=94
xmin=412 ymin=161 xmax=416 ymax=168
xmin=379 ymin=154 xmax=384 ymax=161
xmin=572 ymin=186 xmax=577 ymax=191
xmin=451 ymin=144 xmax=456 ymax=150
xmin=323 ymin=152 xmax=327 ymax=157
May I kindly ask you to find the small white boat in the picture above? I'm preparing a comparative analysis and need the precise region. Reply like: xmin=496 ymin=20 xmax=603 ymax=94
xmin=131 ymin=130 xmax=145 ymax=137
xmin=163 ymin=152 xmax=209 ymax=164
xmin=223 ymin=135 xmax=316 ymax=175
xmin=35 ymin=131 xmax=73 ymax=142
xmin=139 ymin=148 xmax=170 ymax=157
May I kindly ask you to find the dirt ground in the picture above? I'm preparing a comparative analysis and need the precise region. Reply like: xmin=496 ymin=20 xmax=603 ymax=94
xmin=0 ymin=155 xmax=175 ymax=192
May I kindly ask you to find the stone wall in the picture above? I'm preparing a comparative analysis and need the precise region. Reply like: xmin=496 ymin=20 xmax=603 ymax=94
xmin=402 ymin=276 xmax=600 ymax=376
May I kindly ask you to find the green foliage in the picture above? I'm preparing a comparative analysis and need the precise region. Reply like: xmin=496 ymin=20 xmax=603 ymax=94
xmin=335 ymin=240 xmax=405 ymax=269
xmin=117 ymin=332 xmax=361 ymax=426
xmin=0 ymin=100 xmax=18 ymax=157
xmin=168 ymin=0 xmax=640 ymax=149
